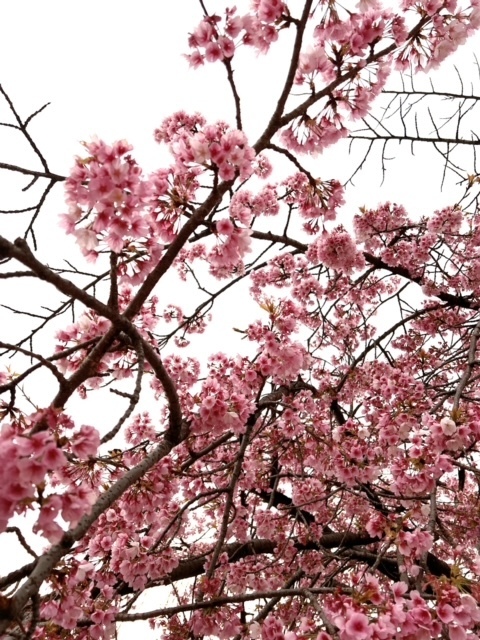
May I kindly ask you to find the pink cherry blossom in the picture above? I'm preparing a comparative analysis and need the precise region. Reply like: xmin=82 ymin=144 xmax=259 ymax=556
xmin=2 ymin=1 xmax=480 ymax=639
xmin=71 ymin=425 xmax=101 ymax=459
xmin=344 ymin=611 xmax=370 ymax=639
xmin=310 ymin=227 xmax=365 ymax=274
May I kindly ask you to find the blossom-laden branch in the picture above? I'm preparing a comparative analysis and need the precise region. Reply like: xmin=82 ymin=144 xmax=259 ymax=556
xmin=3 ymin=0 xmax=480 ymax=639
xmin=4 ymin=436 xmax=180 ymax=632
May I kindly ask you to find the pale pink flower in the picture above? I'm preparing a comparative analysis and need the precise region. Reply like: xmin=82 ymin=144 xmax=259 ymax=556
xmin=344 ymin=611 xmax=370 ymax=639
xmin=437 ymin=602 xmax=455 ymax=623
xmin=449 ymin=625 xmax=467 ymax=640
xmin=72 ymin=425 xmax=100 ymax=459
xmin=75 ymin=227 xmax=99 ymax=251
xmin=441 ymin=417 xmax=457 ymax=435
xmin=312 ymin=227 xmax=364 ymax=274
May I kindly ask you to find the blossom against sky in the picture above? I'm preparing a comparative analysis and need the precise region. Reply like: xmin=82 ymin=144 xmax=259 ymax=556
xmin=2 ymin=3 xmax=480 ymax=637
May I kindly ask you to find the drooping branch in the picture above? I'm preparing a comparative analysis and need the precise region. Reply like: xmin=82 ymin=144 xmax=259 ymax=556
xmin=101 ymin=337 xmax=145 ymax=444
xmin=0 ymin=341 xmax=66 ymax=387
xmin=0 ymin=85 xmax=51 ymax=173
xmin=139 ymin=338 xmax=184 ymax=443
xmin=0 ymin=338 xmax=98 ymax=396
xmin=0 ymin=237 xmax=120 ymax=322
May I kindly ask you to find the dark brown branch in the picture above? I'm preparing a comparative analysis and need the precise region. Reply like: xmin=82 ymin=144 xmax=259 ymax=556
xmin=0 ymin=338 xmax=98 ymax=396
xmin=124 ymin=180 xmax=232 ymax=319
xmin=0 ymin=562 xmax=36 ymax=591
xmin=223 ymin=58 xmax=242 ymax=130
xmin=382 ymin=89 xmax=480 ymax=100
xmin=363 ymin=252 xmax=478 ymax=310
xmin=254 ymin=0 xmax=314 ymax=151
xmin=0 ymin=237 xmax=119 ymax=322
xmin=349 ymin=132 xmax=480 ymax=146
xmin=0 ymin=239 xmax=184 ymax=448
xmin=115 ymin=586 xmax=352 ymax=621
xmin=250 ymin=230 xmax=308 ymax=252
xmin=5 ymin=528 xmax=37 ymax=559
xmin=267 ymin=142 xmax=317 ymax=184
xmin=52 ymin=327 xmax=120 ymax=409
xmin=275 ymin=16 xmax=430 ymax=133
xmin=0 ymin=85 xmax=50 ymax=172
xmin=453 ymin=317 xmax=480 ymax=410
xmin=165 ymin=534 xmax=379 ymax=585
xmin=0 ymin=341 xmax=66 ymax=387
xmin=24 ymin=179 xmax=57 ymax=249
xmin=0 ymin=271 xmax=36 ymax=278
xmin=0 ymin=162 xmax=64 ymax=183
xmin=139 ymin=339 xmax=184 ymax=443
xmin=100 ymin=338 xmax=145 ymax=444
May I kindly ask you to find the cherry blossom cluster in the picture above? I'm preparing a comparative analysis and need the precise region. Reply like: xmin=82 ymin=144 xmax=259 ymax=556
xmin=39 ymin=558 xmax=117 ymax=639
xmin=281 ymin=111 xmax=349 ymax=155
xmin=55 ymin=286 xmax=159 ymax=390
xmin=209 ymin=220 xmax=253 ymax=276
xmin=284 ymin=56 xmax=393 ymax=151
xmin=186 ymin=2 xmax=287 ymax=67
xmin=155 ymin=112 xmax=256 ymax=180
xmin=245 ymin=580 xmax=480 ymax=640
xmin=0 ymin=420 xmax=66 ymax=532
xmin=62 ymin=139 xmax=153 ymax=257
xmin=307 ymin=226 xmax=365 ymax=274
xmin=354 ymin=202 xmax=412 ymax=249
xmin=281 ymin=0 xmax=477 ymax=153
xmin=35 ymin=481 xmax=98 ymax=544
xmin=195 ymin=377 xmax=252 ymax=436
xmin=250 ymin=252 xmax=323 ymax=303
xmin=280 ymin=2 xmax=405 ymax=153
xmin=247 ymin=321 xmax=311 ymax=383
xmin=283 ymin=173 xmax=345 ymax=227
xmin=63 ymin=134 xmax=241 ymax=284
xmin=398 ymin=0 xmax=480 ymax=69
xmin=0 ymin=407 xmax=100 ymax=545
xmin=295 ymin=9 xmax=406 ymax=86
xmin=188 ymin=354 xmax=258 ymax=436
xmin=80 ymin=453 xmax=182 ymax=593
xmin=148 ymin=165 xmax=201 ymax=244
xmin=355 ymin=203 xmax=480 ymax=295
xmin=229 ymin=184 xmax=280 ymax=224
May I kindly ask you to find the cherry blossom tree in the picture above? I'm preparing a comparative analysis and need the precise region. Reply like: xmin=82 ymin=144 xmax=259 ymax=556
xmin=2 ymin=1 xmax=480 ymax=639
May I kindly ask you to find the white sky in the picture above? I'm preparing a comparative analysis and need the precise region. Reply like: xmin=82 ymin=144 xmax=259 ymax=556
xmin=1 ymin=1 xmax=480 ymax=637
